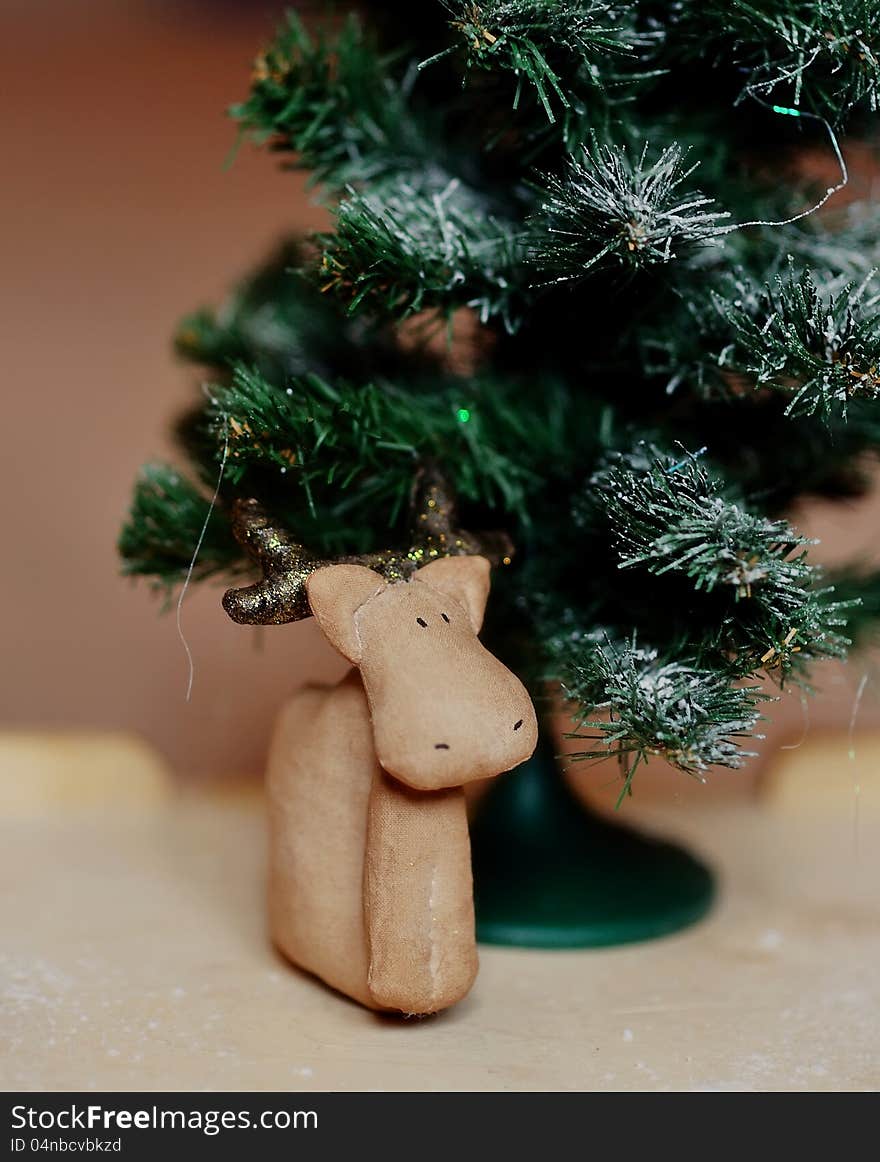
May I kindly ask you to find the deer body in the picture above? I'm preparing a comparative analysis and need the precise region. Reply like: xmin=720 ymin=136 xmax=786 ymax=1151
xmin=267 ymin=673 xmax=478 ymax=1011
xmin=266 ymin=557 xmax=538 ymax=1014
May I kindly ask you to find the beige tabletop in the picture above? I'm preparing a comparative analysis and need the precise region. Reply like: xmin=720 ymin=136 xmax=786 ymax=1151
xmin=1 ymin=731 xmax=878 ymax=1092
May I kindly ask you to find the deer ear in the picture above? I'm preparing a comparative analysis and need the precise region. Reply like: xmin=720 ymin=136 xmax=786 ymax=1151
xmin=306 ymin=564 xmax=387 ymax=663
xmin=416 ymin=556 xmax=491 ymax=633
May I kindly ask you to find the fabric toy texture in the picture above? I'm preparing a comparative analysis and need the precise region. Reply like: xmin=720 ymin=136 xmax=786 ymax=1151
xmin=267 ymin=556 xmax=537 ymax=1013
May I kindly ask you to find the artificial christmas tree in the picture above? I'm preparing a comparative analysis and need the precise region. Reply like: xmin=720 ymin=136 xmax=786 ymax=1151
xmin=121 ymin=3 xmax=880 ymax=970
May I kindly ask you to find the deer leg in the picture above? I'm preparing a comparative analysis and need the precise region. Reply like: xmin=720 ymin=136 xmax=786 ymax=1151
xmin=267 ymin=673 xmax=377 ymax=1009
xmin=364 ymin=770 xmax=478 ymax=1015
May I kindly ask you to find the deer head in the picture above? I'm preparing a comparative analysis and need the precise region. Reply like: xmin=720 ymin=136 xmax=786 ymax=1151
xmin=305 ymin=557 xmax=537 ymax=789
xmin=222 ymin=467 xmax=537 ymax=789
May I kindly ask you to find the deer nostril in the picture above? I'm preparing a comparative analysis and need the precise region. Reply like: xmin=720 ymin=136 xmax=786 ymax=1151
xmin=513 ymin=719 xmax=523 ymax=731
xmin=434 ymin=743 xmax=450 ymax=750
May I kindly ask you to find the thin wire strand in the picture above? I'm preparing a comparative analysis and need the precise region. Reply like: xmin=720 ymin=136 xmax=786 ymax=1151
xmin=176 ymin=410 xmax=231 ymax=703
xmin=718 ymin=99 xmax=848 ymax=236
xmin=780 ymin=690 xmax=811 ymax=750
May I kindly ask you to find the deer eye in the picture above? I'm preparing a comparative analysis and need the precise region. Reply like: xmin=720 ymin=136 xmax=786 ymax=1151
xmin=416 ymin=617 xmax=428 ymax=628
xmin=441 ymin=613 xmax=450 ymax=623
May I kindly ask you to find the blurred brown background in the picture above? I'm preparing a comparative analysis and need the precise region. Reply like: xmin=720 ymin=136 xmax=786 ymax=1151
xmin=2 ymin=0 xmax=879 ymax=781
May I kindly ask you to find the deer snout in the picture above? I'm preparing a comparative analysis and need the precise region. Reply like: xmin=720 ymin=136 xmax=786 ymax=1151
xmin=374 ymin=675 xmax=538 ymax=792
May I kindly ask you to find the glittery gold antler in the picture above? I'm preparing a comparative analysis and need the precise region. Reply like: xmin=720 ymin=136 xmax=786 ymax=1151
xmin=221 ymin=465 xmax=514 ymax=626
xmin=411 ymin=462 xmax=514 ymax=569
xmin=221 ymin=499 xmax=319 ymax=625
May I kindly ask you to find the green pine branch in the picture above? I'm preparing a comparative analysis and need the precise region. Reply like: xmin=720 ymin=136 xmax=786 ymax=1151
xmin=672 ymin=0 xmax=880 ymax=119
xmin=318 ymin=175 xmax=527 ymax=329
xmin=530 ymin=141 xmax=728 ymax=284
xmin=828 ymin=566 xmax=880 ymax=646
xmin=118 ymin=464 xmax=240 ymax=592
xmin=422 ymin=1 xmax=647 ymax=123
xmin=230 ymin=12 xmax=430 ymax=189
xmin=174 ymin=242 xmax=356 ymax=383
xmin=557 ymin=633 xmax=765 ymax=794
xmin=199 ymin=363 xmax=575 ymax=521
xmin=714 ymin=266 xmax=880 ymax=419
xmin=579 ymin=444 xmax=852 ymax=681
xmin=587 ymin=445 xmax=815 ymax=596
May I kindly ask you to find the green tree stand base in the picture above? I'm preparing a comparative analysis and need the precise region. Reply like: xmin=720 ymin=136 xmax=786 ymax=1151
xmin=471 ymin=738 xmax=715 ymax=949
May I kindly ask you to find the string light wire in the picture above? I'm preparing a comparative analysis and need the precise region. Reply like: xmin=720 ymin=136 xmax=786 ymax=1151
xmin=719 ymin=97 xmax=849 ymax=236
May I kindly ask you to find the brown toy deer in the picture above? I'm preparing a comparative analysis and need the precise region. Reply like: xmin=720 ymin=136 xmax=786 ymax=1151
xmin=223 ymin=473 xmax=538 ymax=1014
